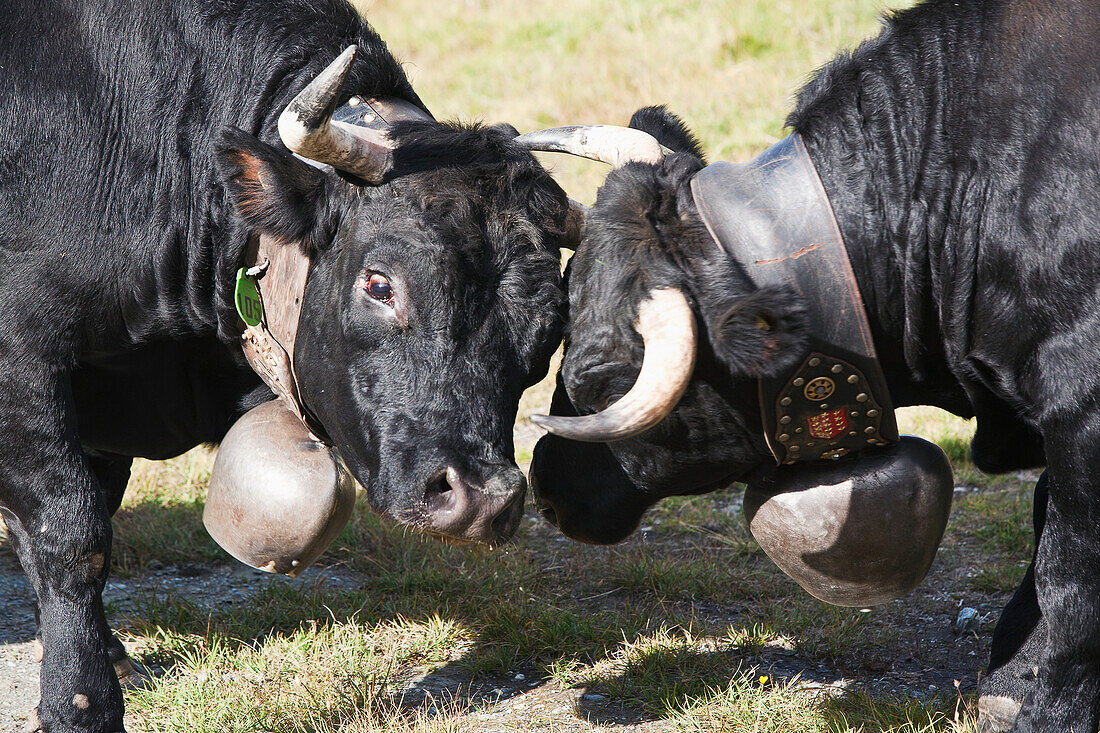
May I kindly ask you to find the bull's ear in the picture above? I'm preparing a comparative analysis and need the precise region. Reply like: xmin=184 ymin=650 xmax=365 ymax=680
xmin=215 ymin=126 xmax=336 ymax=250
xmin=705 ymin=286 xmax=809 ymax=378
xmin=628 ymin=105 xmax=706 ymax=162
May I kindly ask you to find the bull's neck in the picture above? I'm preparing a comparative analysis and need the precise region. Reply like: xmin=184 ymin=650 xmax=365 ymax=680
xmin=789 ymin=2 xmax=986 ymax=415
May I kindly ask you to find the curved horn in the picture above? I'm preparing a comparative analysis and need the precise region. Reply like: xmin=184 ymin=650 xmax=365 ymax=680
xmin=278 ymin=45 xmax=395 ymax=184
xmin=531 ymin=288 xmax=697 ymax=442
xmin=515 ymin=125 xmax=665 ymax=168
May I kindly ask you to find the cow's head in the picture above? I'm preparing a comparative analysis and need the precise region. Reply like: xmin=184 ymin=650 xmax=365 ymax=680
xmin=525 ymin=107 xmax=809 ymax=544
xmin=216 ymin=48 xmax=570 ymax=545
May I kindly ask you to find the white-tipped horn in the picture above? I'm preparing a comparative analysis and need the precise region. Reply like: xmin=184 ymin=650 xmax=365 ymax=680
xmin=277 ymin=45 xmax=395 ymax=184
xmin=515 ymin=125 xmax=666 ymax=168
xmin=531 ymin=288 xmax=696 ymax=442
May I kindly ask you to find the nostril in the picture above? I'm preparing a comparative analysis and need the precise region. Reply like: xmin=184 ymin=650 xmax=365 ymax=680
xmin=538 ymin=502 xmax=559 ymax=527
xmin=425 ymin=469 xmax=457 ymax=516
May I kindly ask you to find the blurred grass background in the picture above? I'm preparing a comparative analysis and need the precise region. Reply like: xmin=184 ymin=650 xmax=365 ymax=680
xmin=357 ymin=0 xmax=892 ymax=201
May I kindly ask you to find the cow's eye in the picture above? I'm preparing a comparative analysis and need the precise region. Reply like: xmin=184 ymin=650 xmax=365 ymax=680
xmin=357 ymin=272 xmax=394 ymax=305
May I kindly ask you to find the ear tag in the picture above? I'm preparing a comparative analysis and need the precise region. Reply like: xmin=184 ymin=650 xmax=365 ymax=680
xmin=235 ymin=268 xmax=264 ymax=326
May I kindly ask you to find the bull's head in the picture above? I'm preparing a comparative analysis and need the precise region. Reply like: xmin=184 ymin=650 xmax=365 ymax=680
xmin=215 ymin=48 xmax=573 ymax=545
xmin=523 ymin=107 xmax=811 ymax=544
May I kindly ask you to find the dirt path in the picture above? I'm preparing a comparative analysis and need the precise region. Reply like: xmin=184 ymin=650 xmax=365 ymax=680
xmin=0 ymin=549 xmax=37 ymax=733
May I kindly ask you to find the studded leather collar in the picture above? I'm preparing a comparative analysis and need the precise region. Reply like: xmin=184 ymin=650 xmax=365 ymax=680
xmin=690 ymin=134 xmax=899 ymax=465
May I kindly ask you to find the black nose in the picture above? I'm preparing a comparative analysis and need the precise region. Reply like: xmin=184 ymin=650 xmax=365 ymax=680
xmin=423 ymin=466 xmax=526 ymax=544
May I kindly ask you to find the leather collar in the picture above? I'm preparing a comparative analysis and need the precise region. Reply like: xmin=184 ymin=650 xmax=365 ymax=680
xmin=690 ymin=134 xmax=899 ymax=465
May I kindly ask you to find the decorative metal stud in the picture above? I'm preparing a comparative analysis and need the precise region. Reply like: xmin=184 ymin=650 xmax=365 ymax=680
xmin=831 ymin=364 xmax=843 ymax=373
xmin=847 ymin=374 xmax=859 ymax=384
xmin=808 ymin=357 xmax=821 ymax=367
xmin=780 ymin=397 xmax=792 ymax=406
xmin=348 ymin=96 xmax=362 ymax=106
xmin=804 ymin=377 xmax=835 ymax=401
xmin=856 ymin=393 xmax=869 ymax=402
xmin=780 ymin=416 xmax=792 ymax=425
xmin=867 ymin=409 xmax=879 ymax=417
xmin=779 ymin=434 xmax=790 ymax=442
xmin=864 ymin=426 xmax=876 ymax=434
xmin=793 ymin=377 xmax=805 ymax=387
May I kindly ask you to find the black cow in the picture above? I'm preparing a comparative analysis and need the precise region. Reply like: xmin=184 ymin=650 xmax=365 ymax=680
xmin=0 ymin=1 xmax=569 ymax=730
xmin=528 ymin=1 xmax=1100 ymax=730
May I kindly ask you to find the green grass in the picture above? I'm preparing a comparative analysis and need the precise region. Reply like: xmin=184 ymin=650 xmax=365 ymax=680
xmin=110 ymin=449 xmax=222 ymax=577
xmin=672 ymin=679 xmax=971 ymax=733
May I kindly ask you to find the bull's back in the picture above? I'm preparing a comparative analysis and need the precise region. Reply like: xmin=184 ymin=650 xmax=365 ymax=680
xmin=0 ymin=0 xmax=368 ymax=350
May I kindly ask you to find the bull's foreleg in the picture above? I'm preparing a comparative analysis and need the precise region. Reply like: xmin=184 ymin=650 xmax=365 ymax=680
xmin=1010 ymin=428 xmax=1100 ymax=732
xmin=27 ymin=453 xmax=149 ymax=691
xmin=0 ymin=366 xmax=125 ymax=733
xmin=978 ymin=472 xmax=1047 ymax=733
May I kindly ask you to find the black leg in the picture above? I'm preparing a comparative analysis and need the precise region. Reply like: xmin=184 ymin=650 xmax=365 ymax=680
xmin=1010 ymin=424 xmax=1100 ymax=732
xmin=0 ymin=363 xmax=125 ymax=733
xmin=30 ymin=454 xmax=137 ymax=681
xmin=978 ymin=473 xmax=1047 ymax=732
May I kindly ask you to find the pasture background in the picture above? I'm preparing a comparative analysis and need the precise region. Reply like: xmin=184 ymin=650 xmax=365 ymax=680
xmin=0 ymin=0 xmax=1037 ymax=731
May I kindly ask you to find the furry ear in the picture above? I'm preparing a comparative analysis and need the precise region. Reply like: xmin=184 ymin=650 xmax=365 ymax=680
xmin=628 ymin=105 xmax=707 ymax=162
xmin=705 ymin=286 xmax=809 ymax=378
xmin=215 ymin=126 xmax=337 ymax=249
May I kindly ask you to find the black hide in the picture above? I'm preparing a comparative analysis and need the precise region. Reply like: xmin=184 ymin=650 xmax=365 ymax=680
xmin=0 ymin=1 xmax=566 ymax=730
xmin=531 ymin=1 xmax=1100 ymax=729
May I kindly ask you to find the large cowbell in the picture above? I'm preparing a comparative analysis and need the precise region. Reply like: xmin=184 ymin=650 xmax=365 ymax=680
xmin=743 ymin=436 xmax=954 ymax=607
xmin=204 ymin=400 xmax=356 ymax=577
xmin=692 ymin=135 xmax=955 ymax=607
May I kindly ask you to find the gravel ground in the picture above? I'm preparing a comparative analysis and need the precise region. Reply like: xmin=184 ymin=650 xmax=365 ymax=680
xmin=0 ymin=538 xmax=1000 ymax=733
xmin=0 ymin=550 xmax=37 ymax=733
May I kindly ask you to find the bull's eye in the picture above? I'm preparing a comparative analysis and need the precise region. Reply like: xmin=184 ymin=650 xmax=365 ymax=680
xmin=357 ymin=272 xmax=394 ymax=305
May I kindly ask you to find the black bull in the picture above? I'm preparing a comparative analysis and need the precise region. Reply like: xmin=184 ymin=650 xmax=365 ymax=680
xmin=0 ymin=0 xmax=572 ymax=730
xmin=530 ymin=0 xmax=1100 ymax=730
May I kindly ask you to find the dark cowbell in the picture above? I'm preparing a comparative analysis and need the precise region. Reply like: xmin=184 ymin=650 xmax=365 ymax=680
xmin=743 ymin=435 xmax=954 ymax=607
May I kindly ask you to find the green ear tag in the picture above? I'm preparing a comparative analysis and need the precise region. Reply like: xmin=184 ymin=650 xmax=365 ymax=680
xmin=235 ymin=268 xmax=264 ymax=326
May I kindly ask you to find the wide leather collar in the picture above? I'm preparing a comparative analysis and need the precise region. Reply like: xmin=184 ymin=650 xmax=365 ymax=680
xmin=690 ymin=134 xmax=899 ymax=465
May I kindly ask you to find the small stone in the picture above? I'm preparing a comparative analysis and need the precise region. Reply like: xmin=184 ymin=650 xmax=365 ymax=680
xmin=582 ymin=693 xmax=605 ymax=702
xmin=956 ymin=607 xmax=980 ymax=633
xmin=514 ymin=673 xmax=525 ymax=681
